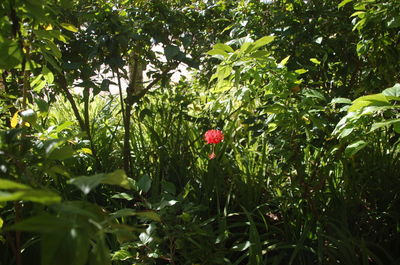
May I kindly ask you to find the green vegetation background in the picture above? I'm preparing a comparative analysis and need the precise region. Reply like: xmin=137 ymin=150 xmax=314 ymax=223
xmin=1 ymin=0 xmax=400 ymax=264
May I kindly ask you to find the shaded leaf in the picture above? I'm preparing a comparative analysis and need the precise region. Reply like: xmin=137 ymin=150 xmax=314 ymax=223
xmin=0 ymin=40 xmax=23 ymax=69
xmin=345 ymin=140 xmax=367 ymax=157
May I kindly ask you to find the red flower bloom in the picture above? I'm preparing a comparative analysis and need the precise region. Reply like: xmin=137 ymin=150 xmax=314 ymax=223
xmin=204 ymin=129 xmax=224 ymax=144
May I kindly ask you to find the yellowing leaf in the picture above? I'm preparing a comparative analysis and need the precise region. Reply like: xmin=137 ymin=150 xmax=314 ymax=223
xmin=45 ymin=24 xmax=53 ymax=30
xmin=60 ymin=23 xmax=78 ymax=32
xmin=11 ymin=111 xmax=20 ymax=128
xmin=78 ymin=148 xmax=93 ymax=155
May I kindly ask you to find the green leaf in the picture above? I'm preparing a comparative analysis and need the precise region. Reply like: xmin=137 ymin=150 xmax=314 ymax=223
xmin=331 ymin=98 xmax=352 ymax=104
xmin=0 ymin=40 xmax=23 ymax=69
xmin=135 ymin=211 xmax=161 ymax=222
xmin=310 ymin=58 xmax=321 ymax=65
xmin=206 ymin=49 xmax=229 ymax=58
xmin=111 ymin=193 xmax=133 ymax=200
xmin=48 ymin=145 xmax=75 ymax=160
xmin=101 ymin=170 xmax=130 ymax=189
xmin=164 ymin=45 xmax=180 ymax=60
xmin=0 ymin=217 xmax=3 ymax=229
xmin=69 ymin=174 xmax=105 ymax=194
xmin=60 ymin=23 xmax=79 ymax=32
xmin=43 ymin=66 xmax=54 ymax=84
xmin=279 ymin=55 xmax=290 ymax=66
xmin=295 ymin=69 xmax=308 ymax=74
xmin=382 ymin=83 xmax=400 ymax=98
xmin=339 ymin=0 xmax=354 ymax=8
xmin=0 ymin=179 xmax=30 ymax=190
xmin=69 ymin=170 xmax=130 ymax=194
xmin=112 ymin=250 xmax=132 ymax=261
xmin=394 ymin=123 xmax=400 ymax=134
xmin=0 ymin=190 xmax=61 ymax=204
xmin=213 ymin=43 xmax=234 ymax=53
xmin=252 ymin=35 xmax=275 ymax=50
xmin=137 ymin=175 xmax=151 ymax=193
xmin=217 ymin=65 xmax=232 ymax=81
xmin=88 ymin=236 xmax=111 ymax=265
xmin=111 ymin=209 xmax=160 ymax=222
xmin=345 ymin=140 xmax=367 ymax=157
xmin=370 ymin=119 xmax=400 ymax=132
xmin=348 ymin=94 xmax=390 ymax=112
xmin=7 ymin=213 xmax=69 ymax=233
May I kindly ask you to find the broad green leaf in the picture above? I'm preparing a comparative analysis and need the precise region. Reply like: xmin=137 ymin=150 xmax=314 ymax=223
xmin=0 ymin=217 xmax=3 ymax=229
xmin=111 ymin=208 xmax=137 ymax=218
xmin=0 ymin=179 xmax=30 ymax=190
xmin=382 ymin=83 xmax=400 ymax=98
xmin=331 ymin=98 xmax=352 ymax=104
xmin=252 ymin=35 xmax=275 ymax=50
xmin=111 ymin=209 xmax=160 ymax=222
xmin=370 ymin=119 xmax=400 ymax=132
xmin=303 ymin=89 xmax=326 ymax=101
xmin=249 ymin=50 xmax=269 ymax=59
xmin=69 ymin=170 xmax=130 ymax=194
xmin=0 ymin=190 xmax=61 ymax=204
xmin=111 ymin=193 xmax=133 ymax=200
xmin=41 ymin=229 xmax=90 ymax=265
xmin=60 ymin=23 xmax=79 ymax=32
xmin=206 ymin=49 xmax=229 ymax=58
xmin=213 ymin=43 xmax=234 ymax=53
xmin=48 ymin=145 xmax=75 ymax=160
xmin=164 ymin=45 xmax=180 ymax=60
xmin=348 ymin=94 xmax=390 ymax=112
xmin=394 ymin=123 xmax=400 ymax=134
xmin=44 ymin=39 xmax=62 ymax=59
xmin=42 ymin=66 xmax=54 ymax=84
xmin=7 ymin=213 xmax=69 ymax=233
xmin=217 ymin=65 xmax=232 ymax=81
xmin=338 ymin=127 xmax=354 ymax=139
xmin=88 ymin=235 xmax=111 ymax=265
xmin=55 ymin=121 xmax=74 ymax=133
xmin=137 ymin=175 xmax=151 ymax=193
xmin=135 ymin=211 xmax=161 ymax=222
xmin=0 ymin=40 xmax=23 ymax=69
xmin=69 ymin=174 xmax=105 ymax=194
xmin=102 ymin=170 xmax=130 ymax=189
xmin=345 ymin=140 xmax=367 ymax=157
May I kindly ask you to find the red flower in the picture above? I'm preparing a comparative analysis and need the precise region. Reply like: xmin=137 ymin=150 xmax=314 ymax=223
xmin=204 ymin=129 xmax=224 ymax=144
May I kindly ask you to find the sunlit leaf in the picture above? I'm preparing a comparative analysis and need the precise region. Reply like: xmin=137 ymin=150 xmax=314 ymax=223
xmin=0 ymin=179 xmax=30 ymax=190
xmin=252 ymin=35 xmax=275 ymax=50
xmin=60 ymin=23 xmax=78 ymax=32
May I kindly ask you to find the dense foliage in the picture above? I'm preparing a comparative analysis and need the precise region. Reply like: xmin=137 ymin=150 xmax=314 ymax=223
xmin=1 ymin=0 xmax=400 ymax=264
